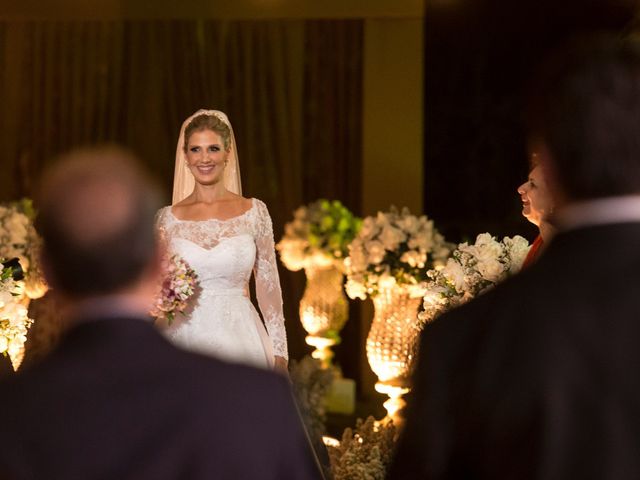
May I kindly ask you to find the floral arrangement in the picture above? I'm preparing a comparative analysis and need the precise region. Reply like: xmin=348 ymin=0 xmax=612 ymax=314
xmin=420 ymin=233 xmax=530 ymax=322
xmin=150 ymin=254 xmax=199 ymax=324
xmin=327 ymin=416 xmax=398 ymax=480
xmin=0 ymin=261 xmax=33 ymax=368
xmin=276 ymin=199 xmax=362 ymax=271
xmin=0 ymin=199 xmax=47 ymax=299
xmin=345 ymin=207 xmax=451 ymax=300
xmin=289 ymin=356 xmax=335 ymax=445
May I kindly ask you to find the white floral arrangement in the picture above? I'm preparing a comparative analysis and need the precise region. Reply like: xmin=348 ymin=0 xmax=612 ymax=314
xmin=0 ymin=199 xmax=47 ymax=299
xmin=327 ymin=416 xmax=398 ymax=480
xmin=277 ymin=199 xmax=362 ymax=271
xmin=0 ymin=261 xmax=33 ymax=367
xmin=150 ymin=254 xmax=199 ymax=325
xmin=420 ymin=233 xmax=530 ymax=322
xmin=345 ymin=207 xmax=451 ymax=300
xmin=289 ymin=355 xmax=334 ymax=447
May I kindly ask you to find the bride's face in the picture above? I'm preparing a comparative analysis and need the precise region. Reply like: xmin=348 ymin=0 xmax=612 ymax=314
xmin=185 ymin=129 xmax=229 ymax=186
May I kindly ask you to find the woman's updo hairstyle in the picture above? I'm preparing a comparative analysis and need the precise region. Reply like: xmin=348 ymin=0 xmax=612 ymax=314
xmin=183 ymin=113 xmax=231 ymax=153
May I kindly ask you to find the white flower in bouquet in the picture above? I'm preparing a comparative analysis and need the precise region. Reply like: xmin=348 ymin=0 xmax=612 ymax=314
xmin=396 ymin=214 xmax=419 ymax=235
xmin=277 ymin=200 xmax=362 ymax=271
xmin=345 ymin=275 xmax=368 ymax=301
xmin=359 ymin=217 xmax=379 ymax=238
xmin=504 ymin=235 xmax=531 ymax=274
xmin=379 ymin=224 xmax=407 ymax=250
xmin=347 ymin=239 xmax=368 ymax=271
xmin=400 ymin=250 xmax=426 ymax=269
xmin=420 ymin=233 xmax=530 ymax=323
xmin=365 ymin=240 xmax=386 ymax=265
xmin=463 ymin=233 xmax=506 ymax=283
xmin=345 ymin=207 xmax=451 ymax=299
xmin=442 ymin=257 xmax=466 ymax=292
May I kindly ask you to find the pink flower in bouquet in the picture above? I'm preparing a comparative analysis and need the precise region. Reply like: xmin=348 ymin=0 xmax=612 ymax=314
xmin=151 ymin=254 xmax=198 ymax=324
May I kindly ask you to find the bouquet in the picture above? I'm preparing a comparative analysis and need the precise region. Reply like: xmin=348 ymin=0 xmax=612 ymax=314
xmin=345 ymin=207 xmax=451 ymax=300
xmin=150 ymin=254 xmax=198 ymax=324
xmin=276 ymin=199 xmax=362 ymax=271
xmin=0 ymin=260 xmax=33 ymax=367
xmin=420 ymin=233 xmax=530 ymax=322
xmin=0 ymin=199 xmax=47 ymax=299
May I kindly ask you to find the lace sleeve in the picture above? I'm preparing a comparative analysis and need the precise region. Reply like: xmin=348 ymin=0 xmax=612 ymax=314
xmin=253 ymin=200 xmax=288 ymax=360
xmin=154 ymin=207 xmax=169 ymax=247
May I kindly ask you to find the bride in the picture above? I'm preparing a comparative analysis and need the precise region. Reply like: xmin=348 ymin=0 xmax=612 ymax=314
xmin=155 ymin=109 xmax=288 ymax=372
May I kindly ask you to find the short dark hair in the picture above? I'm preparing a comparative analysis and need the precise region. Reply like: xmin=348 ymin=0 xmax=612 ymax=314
xmin=36 ymin=147 xmax=161 ymax=297
xmin=526 ymin=34 xmax=640 ymax=200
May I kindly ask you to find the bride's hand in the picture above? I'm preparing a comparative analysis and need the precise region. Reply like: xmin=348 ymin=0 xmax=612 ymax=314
xmin=273 ymin=356 xmax=288 ymax=375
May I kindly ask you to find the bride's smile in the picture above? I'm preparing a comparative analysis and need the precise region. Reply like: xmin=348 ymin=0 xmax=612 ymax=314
xmin=186 ymin=129 xmax=229 ymax=184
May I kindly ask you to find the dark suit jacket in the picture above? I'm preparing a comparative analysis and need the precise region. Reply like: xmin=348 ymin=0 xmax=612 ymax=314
xmin=389 ymin=223 xmax=640 ymax=480
xmin=0 ymin=315 xmax=322 ymax=480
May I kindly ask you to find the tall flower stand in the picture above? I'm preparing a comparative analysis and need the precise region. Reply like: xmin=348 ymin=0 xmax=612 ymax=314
xmin=299 ymin=261 xmax=355 ymax=414
xmin=367 ymin=285 xmax=423 ymax=424
xmin=300 ymin=262 xmax=348 ymax=367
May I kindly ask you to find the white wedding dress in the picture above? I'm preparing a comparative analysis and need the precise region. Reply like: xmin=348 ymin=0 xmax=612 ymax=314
xmin=155 ymin=198 xmax=288 ymax=369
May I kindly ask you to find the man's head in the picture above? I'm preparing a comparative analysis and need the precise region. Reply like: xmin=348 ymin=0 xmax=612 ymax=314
xmin=527 ymin=34 xmax=640 ymax=206
xmin=36 ymin=147 xmax=162 ymax=301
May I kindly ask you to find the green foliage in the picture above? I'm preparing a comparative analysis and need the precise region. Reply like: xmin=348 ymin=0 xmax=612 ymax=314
xmin=306 ymin=200 xmax=362 ymax=260
xmin=278 ymin=199 xmax=362 ymax=271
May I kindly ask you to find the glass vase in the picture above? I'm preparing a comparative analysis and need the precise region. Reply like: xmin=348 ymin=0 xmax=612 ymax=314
xmin=300 ymin=262 xmax=348 ymax=368
xmin=366 ymin=285 xmax=423 ymax=423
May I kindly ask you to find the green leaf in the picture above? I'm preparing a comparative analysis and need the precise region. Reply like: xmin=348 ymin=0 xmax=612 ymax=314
xmin=320 ymin=216 xmax=335 ymax=231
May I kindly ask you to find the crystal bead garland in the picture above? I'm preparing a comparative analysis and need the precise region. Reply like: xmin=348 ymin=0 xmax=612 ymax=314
xmin=300 ymin=262 xmax=348 ymax=368
xmin=367 ymin=285 xmax=423 ymax=423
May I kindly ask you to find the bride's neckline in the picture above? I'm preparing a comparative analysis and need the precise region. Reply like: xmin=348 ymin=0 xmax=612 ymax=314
xmin=169 ymin=198 xmax=255 ymax=223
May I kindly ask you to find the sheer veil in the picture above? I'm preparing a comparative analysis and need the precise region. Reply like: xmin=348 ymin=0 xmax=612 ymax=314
xmin=172 ymin=109 xmax=242 ymax=205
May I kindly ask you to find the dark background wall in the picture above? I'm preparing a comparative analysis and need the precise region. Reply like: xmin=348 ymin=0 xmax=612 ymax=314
xmin=423 ymin=0 xmax=638 ymax=244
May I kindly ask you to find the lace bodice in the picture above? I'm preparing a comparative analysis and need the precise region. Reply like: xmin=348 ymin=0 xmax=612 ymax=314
xmin=156 ymin=199 xmax=288 ymax=359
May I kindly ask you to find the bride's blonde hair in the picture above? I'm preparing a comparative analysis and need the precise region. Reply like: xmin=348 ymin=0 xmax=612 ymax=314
xmin=183 ymin=114 xmax=232 ymax=152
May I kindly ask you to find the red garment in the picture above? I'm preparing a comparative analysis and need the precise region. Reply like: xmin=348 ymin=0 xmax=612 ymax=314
xmin=522 ymin=235 xmax=544 ymax=269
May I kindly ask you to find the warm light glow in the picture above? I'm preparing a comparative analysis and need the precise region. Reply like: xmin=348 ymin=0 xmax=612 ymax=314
xmin=9 ymin=345 xmax=25 ymax=371
xmin=375 ymin=382 xmax=410 ymax=422
xmin=24 ymin=278 xmax=48 ymax=300
xmin=305 ymin=335 xmax=337 ymax=368
xmin=322 ymin=436 xmax=341 ymax=448
xmin=301 ymin=307 xmax=331 ymax=336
